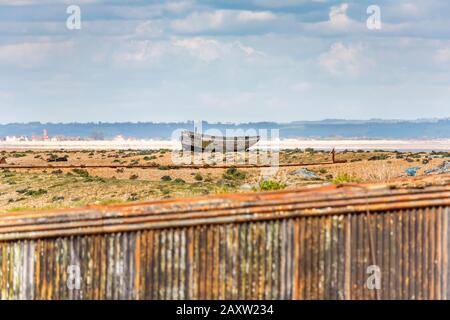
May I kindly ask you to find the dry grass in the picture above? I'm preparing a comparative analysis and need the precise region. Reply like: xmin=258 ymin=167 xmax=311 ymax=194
xmin=0 ymin=149 xmax=448 ymax=211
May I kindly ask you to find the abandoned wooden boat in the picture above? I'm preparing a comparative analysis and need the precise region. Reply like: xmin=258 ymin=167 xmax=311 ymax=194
xmin=181 ymin=130 xmax=260 ymax=152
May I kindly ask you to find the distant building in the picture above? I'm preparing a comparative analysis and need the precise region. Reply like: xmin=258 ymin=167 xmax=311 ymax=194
xmin=43 ymin=129 xmax=49 ymax=141
xmin=0 ymin=157 xmax=6 ymax=164
xmin=31 ymin=129 xmax=49 ymax=141
xmin=6 ymin=136 xmax=28 ymax=141
xmin=113 ymin=135 xmax=125 ymax=141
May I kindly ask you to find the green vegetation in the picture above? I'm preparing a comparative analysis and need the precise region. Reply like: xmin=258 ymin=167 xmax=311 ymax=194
xmin=11 ymin=152 xmax=26 ymax=158
xmin=16 ymin=188 xmax=48 ymax=197
xmin=222 ymin=167 xmax=246 ymax=180
xmin=173 ymin=178 xmax=186 ymax=184
xmin=72 ymin=168 xmax=90 ymax=177
xmin=5 ymin=205 xmax=59 ymax=212
xmin=368 ymin=155 xmax=389 ymax=161
xmin=258 ymin=180 xmax=286 ymax=191
xmin=332 ymin=173 xmax=360 ymax=184
xmin=1 ymin=149 xmax=447 ymax=212
xmin=161 ymin=188 xmax=170 ymax=195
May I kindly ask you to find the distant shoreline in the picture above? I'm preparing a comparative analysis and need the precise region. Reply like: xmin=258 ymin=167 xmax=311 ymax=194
xmin=1 ymin=119 xmax=450 ymax=141
xmin=1 ymin=139 xmax=449 ymax=152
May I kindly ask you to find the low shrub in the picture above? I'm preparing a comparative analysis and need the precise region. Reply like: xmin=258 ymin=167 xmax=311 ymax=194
xmin=23 ymin=189 xmax=48 ymax=197
xmin=194 ymin=173 xmax=203 ymax=181
xmin=222 ymin=167 xmax=246 ymax=180
xmin=72 ymin=168 xmax=90 ymax=177
xmin=52 ymin=196 xmax=65 ymax=202
xmin=258 ymin=180 xmax=286 ymax=191
xmin=12 ymin=153 xmax=26 ymax=158
xmin=368 ymin=155 xmax=389 ymax=161
xmin=332 ymin=173 xmax=360 ymax=184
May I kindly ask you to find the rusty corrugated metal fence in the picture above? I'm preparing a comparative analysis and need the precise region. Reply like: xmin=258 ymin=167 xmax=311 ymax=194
xmin=0 ymin=175 xmax=449 ymax=299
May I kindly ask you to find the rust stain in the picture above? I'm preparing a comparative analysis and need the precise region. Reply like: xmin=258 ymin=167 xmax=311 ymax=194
xmin=0 ymin=174 xmax=449 ymax=299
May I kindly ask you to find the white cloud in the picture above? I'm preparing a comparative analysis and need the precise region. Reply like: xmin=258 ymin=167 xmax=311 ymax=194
xmin=135 ymin=21 xmax=165 ymax=39
xmin=173 ymin=38 xmax=223 ymax=62
xmin=318 ymin=42 xmax=374 ymax=76
xmin=434 ymin=47 xmax=450 ymax=64
xmin=113 ymin=41 xmax=166 ymax=65
xmin=0 ymin=41 xmax=72 ymax=67
xmin=112 ymin=1 xmax=193 ymax=20
xmin=110 ymin=36 xmax=264 ymax=66
xmin=171 ymin=9 xmax=276 ymax=33
xmin=171 ymin=11 xmax=227 ymax=33
xmin=329 ymin=3 xmax=351 ymax=29
xmin=233 ymin=41 xmax=265 ymax=57
xmin=304 ymin=3 xmax=363 ymax=34
xmin=164 ymin=1 xmax=193 ymax=13
xmin=237 ymin=11 xmax=275 ymax=22
xmin=388 ymin=2 xmax=428 ymax=21
xmin=173 ymin=37 xmax=264 ymax=62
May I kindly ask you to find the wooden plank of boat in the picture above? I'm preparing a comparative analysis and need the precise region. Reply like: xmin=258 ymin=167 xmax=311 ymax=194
xmin=181 ymin=130 xmax=260 ymax=152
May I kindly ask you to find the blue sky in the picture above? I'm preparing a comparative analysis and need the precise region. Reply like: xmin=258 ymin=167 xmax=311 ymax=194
xmin=0 ymin=0 xmax=449 ymax=123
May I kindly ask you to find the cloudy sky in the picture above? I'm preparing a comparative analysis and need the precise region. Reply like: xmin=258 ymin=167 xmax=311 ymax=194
xmin=0 ymin=0 xmax=450 ymax=123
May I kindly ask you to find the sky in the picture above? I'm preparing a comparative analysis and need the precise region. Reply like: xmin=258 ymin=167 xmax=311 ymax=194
xmin=0 ymin=0 xmax=450 ymax=123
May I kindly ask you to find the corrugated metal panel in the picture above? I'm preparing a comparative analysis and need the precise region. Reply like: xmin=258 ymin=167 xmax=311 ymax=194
xmin=0 ymin=175 xmax=449 ymax=299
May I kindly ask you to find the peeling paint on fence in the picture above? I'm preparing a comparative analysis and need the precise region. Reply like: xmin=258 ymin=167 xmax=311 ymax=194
xmin=0 ymin=175 xmax=449 ymax=299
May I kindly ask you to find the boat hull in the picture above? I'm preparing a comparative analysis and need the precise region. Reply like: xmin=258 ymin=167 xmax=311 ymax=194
xmin=181 ymin=131 xmax=260 ymax=152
